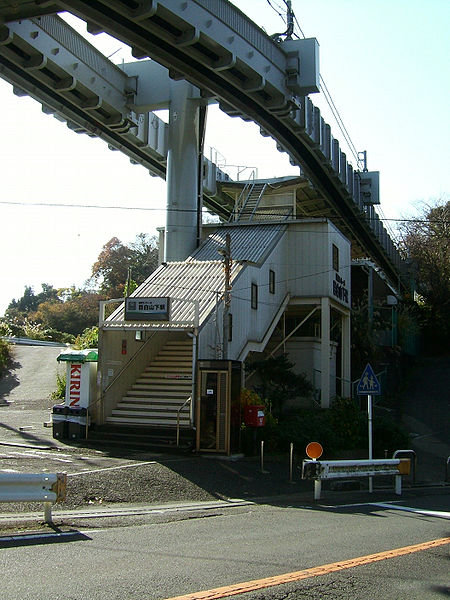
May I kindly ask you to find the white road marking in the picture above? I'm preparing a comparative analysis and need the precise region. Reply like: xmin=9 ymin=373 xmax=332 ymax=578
xmin=372 ymin=502 xmax=450 ymax=519
xmin=67 ymin=460 xmax=157 ymax=476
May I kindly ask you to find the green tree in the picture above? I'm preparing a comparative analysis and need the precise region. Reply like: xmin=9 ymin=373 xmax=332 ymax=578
xmin=90 ymin=234 xmax=158 ymax=298
xmin=5 ymin=283 xmax=59 ymax=320
xmin=398 ymin=199 xmax=450 ymax=352
xmin=246 ymin=354 xmax=313 ymax=417
xmin=31 ymin=290 xmax=103 ymax=336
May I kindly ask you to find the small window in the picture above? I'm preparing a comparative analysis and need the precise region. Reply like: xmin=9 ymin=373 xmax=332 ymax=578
xmin=251 ymin=283 xmax=258 ymax=309
xmin=332 ymin=244 xmax=339 ymax=272
xmin=269 ymin=270 xmax=275 ymax=294
xmin=228 ymin=313 xmax=233 ymax=342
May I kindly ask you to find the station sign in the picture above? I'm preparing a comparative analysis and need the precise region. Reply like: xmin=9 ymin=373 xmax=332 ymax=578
xmin=125 ymin=297 xmax=170 ymax=321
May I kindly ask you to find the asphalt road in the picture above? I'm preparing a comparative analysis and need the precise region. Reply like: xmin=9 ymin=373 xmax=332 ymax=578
xmin=0 ymin=490 xmax=448 ymax=600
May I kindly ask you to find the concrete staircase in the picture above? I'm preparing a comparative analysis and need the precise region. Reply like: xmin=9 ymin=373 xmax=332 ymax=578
xmin=105 ymin=338 xmax=193 ymax=430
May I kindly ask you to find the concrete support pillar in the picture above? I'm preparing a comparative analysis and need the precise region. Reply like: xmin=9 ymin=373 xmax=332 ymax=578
xmin=165 ymin=79 xmax=201 ymax=262
xmin=341 ymin=311 xmax=351 ymax=398
xmin=320 ymin=297 xmax=331 ymax=408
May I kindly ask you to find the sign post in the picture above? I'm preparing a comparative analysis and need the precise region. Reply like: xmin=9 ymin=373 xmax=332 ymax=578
xmin=305 ymin=442 xmax=323 ymax=500
xmin=357 ymin=363 xmax=381 ymax=492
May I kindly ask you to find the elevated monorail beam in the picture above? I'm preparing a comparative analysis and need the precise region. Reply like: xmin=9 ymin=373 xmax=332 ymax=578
xmin=0 ymin=14 xmax=233 ymax=218
xmin=55 ymin=0 xmax=402 ymax=285
xmin=0 ymin=0 xmax=403 ymax=284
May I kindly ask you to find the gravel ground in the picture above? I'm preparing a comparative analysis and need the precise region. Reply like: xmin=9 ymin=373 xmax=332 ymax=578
xmin=1 ymin=345 xmax=448 ymax=529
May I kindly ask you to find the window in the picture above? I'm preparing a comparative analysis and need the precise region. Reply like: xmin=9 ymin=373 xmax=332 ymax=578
xmin=332 ymin=244 xmax=339 ymax=272
xmin=228 ymin=313 xmax=233 ymax=342
xmin=251 ymin=283 xmax=258 ymax=309
xmin=269 ymin=269 xmax=275 ymax=294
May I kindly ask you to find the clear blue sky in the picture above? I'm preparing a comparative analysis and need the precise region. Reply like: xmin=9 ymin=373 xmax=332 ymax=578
xmin=0 ymin=0 xmax=449 ymax=314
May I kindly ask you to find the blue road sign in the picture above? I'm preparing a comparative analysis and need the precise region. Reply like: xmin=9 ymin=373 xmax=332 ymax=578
xmin=357 ymin=363 xmax=381 ymax=395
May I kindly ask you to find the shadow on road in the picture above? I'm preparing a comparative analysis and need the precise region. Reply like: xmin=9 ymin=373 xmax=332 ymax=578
xmin=0 ymin=421 xmax=58 ymax=448
xmin=0 ymin=358 xmax=21 ymax=404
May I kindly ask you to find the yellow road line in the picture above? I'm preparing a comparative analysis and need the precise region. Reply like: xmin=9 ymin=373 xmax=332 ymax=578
xmin=163 ymin=537 xmax=450 ymax=600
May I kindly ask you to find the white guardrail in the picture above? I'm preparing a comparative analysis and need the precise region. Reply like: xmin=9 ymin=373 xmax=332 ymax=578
xmin=0 ymin=473 xmax=67 ymax=523
xmin=302 ymin=458 xmax=411 ymax=500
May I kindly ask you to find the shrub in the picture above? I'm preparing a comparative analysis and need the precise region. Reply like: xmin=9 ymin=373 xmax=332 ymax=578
xmin=0 ymin=338 xmax=11 ymax=375
xmin=50 ymin=373 xmax=66 ymax=401
xmin=74 ymin=326 xmax=98 ymax=350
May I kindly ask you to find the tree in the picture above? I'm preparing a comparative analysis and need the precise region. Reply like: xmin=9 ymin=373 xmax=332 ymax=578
xmin=90 ymin=234 xmax=158 ymax=298
xmin=5 ymin=284 xmax=60 ymax=320
xmin=31 ymin=290 xmax=103 ymax=336
xmin=398 ymin=199 xmax=450 ymax=352
xmin=246 ymin=354 xmax=313 ymax=417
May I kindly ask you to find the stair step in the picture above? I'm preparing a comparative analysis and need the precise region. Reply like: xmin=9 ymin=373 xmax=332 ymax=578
xmin=115 ymin=403 xmax=190 ymax=413
xmin=135 ymin=376 xmax=192 ymax=384
xmin=111 ymin=409 xmax=190 ymax=418
xmin=120 ymin=397 xmax=190 ymax=405
xmin=106 ymin=416 xmax=190 ymax=426
xmin=124 ymin=391 xmax=191 ymax=399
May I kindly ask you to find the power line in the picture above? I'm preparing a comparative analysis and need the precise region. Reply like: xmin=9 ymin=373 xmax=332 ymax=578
xmin=291 ymin=13 xmax=361 ymax=166
xmin=0 ymin=200 xmax=446 ymax=225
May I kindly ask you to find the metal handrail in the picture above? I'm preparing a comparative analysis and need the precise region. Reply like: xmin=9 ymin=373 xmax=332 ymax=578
xmin=392 ymin=449 xmax=417 ymax=484
xmin=231 ymin=170 xmax=255 ymax=221
xmin=176 ymin=396 xmax=192 ymax=447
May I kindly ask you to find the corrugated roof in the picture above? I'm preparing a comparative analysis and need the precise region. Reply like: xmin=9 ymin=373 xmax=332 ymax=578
xmin=105 ymin=260 xmax=244 ymax=329
xmin=193 ymin=223 xmax=286 ymax=264
xmin=104 ymin=223 xmax=285 ymax=330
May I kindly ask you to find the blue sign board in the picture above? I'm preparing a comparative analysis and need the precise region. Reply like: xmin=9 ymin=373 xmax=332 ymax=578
xmin=357 ymin=363 xmax=381 ymax=395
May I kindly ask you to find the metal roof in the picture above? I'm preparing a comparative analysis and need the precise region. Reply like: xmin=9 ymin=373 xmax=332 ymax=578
xmin=193 ymin=223 xmax=287 ymax=264
xmin=104 ymin=260 xmax=244 ymax=330
xmin=104 ymin=223 xmax=285 ymax=330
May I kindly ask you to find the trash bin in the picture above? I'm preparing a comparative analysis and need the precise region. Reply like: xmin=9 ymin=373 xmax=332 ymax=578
xmin=67 ymin=406 xmax=88 ymax=440
xmin=52 ymin=404 xmax=68 ymax=440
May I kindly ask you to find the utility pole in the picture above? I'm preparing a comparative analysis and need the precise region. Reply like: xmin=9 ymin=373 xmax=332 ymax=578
xmin=220 ymin=233 xmax=232 ymax=360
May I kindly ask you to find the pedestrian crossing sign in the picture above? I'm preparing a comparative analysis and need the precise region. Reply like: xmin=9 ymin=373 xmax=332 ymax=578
xmin=357 ymin=363 xmax=381 ymax=395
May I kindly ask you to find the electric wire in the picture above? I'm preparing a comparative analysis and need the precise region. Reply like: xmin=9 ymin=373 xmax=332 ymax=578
xmin=0 ymin=200 xmax=444 ymax=225
xmin=291 ymin=13 xmax=361 ymax=167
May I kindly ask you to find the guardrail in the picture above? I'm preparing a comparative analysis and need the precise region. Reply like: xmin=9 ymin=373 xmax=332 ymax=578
xmin=1 ymin=336 xmax=67 ymax=347
xmin=302 ymin=458 xmax=410 ymax=500
xmin=393 ymin=449 xmax=417 ymax=484
xmin=0 ymin=473 xmax=67 ymax=523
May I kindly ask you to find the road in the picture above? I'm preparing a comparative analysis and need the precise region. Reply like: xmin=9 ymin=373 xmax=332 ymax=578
xmin=0 ymin=490 xmax=448 ymax=600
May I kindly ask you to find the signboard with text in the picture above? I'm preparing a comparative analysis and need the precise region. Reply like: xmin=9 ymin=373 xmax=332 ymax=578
xmin=125 ymin=297 xmax=170 ymax=321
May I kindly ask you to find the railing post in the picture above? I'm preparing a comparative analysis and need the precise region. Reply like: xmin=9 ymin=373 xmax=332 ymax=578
xmin=314 ymin=479 xmax=322 ymax=500
xmin=289 ymin=443 xmax=295 ymax=483
xmin=393 ymin=449 xmax=416 ymax=484
xmin=44 ymin=501 xmax=53 ymax=524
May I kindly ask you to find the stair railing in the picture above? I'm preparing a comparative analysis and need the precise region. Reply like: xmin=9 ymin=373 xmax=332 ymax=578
xmin=230 ymin=170 xmax=256 ymax=221
xmin=248 ymin=183 xmax=267 ymax=221
xmin=176 ymin=396 xmax=192 ymax=447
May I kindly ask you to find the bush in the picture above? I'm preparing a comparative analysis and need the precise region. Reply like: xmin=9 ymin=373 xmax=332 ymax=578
xmin=74 ymin=326 xmax=98 ymax=349
xmin=0 ymin=338 xmax=11 ymax=375
xmin=250 ymin=397 xmax=409 ymax=458
xmin=50 ymin=373 xmax=66 ymax=401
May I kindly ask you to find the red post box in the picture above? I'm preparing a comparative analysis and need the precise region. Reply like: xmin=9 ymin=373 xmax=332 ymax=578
xmin=244 ymin=405 xmax=265 ymax=427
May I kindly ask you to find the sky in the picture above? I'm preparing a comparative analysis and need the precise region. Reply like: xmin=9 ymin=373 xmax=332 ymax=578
xmin=0 ymin=0 xmax=449 ymax=315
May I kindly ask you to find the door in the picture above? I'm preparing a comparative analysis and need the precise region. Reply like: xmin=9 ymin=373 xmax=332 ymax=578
xmin=197 ymin=370 xmax=229 ymax=452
